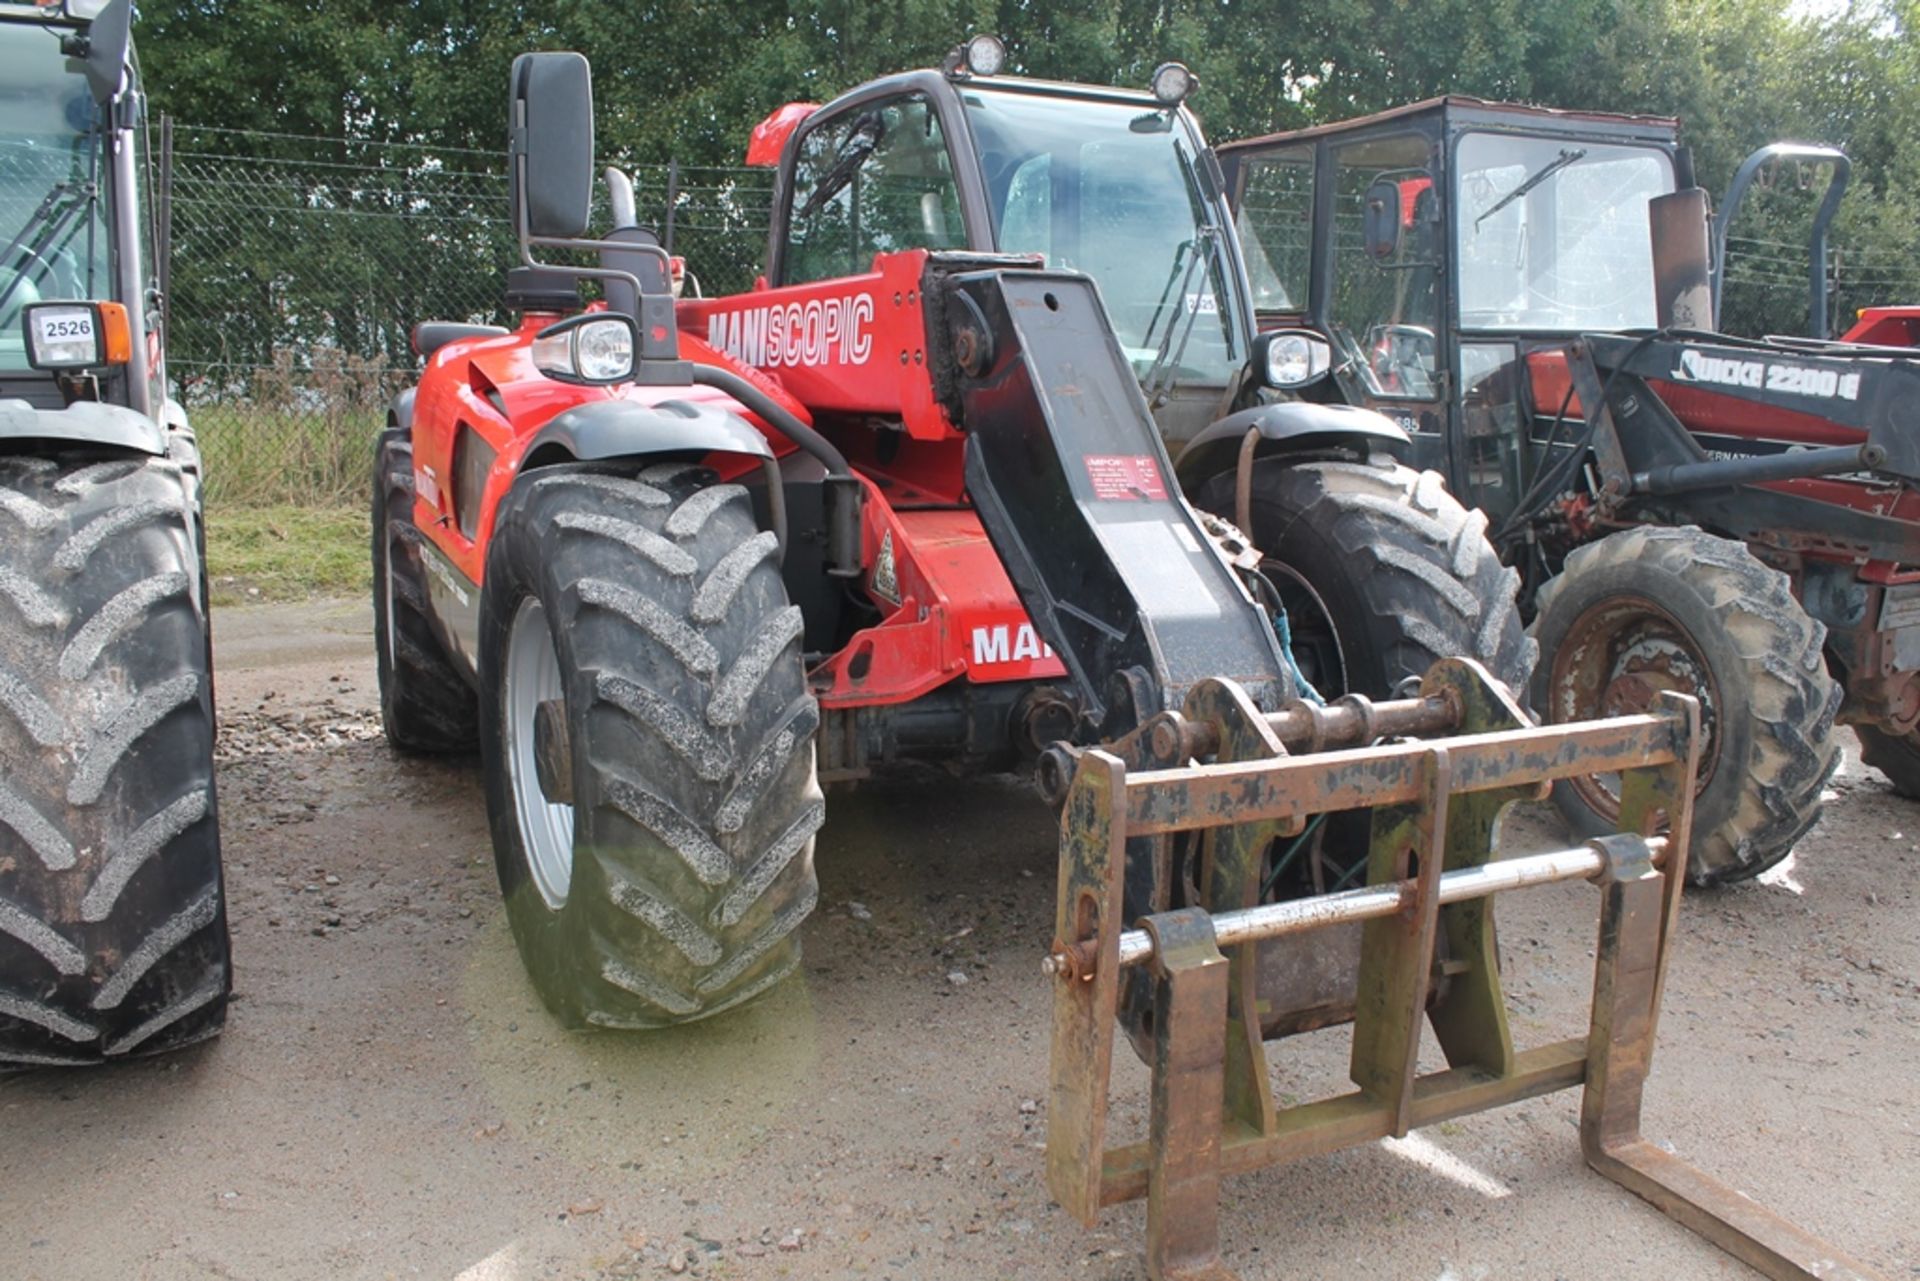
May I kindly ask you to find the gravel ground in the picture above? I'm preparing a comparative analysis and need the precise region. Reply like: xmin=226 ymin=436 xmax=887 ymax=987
xmin=1 ymin=597 xmax=1914 ymax=1281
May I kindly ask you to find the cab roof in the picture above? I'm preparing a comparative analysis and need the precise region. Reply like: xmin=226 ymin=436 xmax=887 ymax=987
xmin=1220 ymin=95 xmax=1680 ymax=154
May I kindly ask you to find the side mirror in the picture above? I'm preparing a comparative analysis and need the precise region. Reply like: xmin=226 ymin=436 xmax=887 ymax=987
xmin=1649 ymin=187 xmax=1713 ymax=330
xmin=1363 ymin=178 xmax=1402 ymax=260
xmin=509 ymin=52 xmax=594 ymax=240
xmin=83 ymin=0 xmax=133 ymax=104
xmin=1254 ymin=329 xmax=1332 ymax=389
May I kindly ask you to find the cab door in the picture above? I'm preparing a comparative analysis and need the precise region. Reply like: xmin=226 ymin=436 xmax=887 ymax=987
xmin=1321 ymin=132 xmax=1450 ymax=472
xmin=772 ymin=90 xmax=977 ymax=288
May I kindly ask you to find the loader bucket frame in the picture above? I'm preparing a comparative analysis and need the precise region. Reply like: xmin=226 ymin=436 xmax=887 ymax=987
xmin=1044 ymin=658 xmax=1882 ymax=1281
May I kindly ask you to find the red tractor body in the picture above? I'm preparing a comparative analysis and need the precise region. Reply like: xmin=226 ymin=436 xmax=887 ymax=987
xmin=1844 ymin=305 xmax=1920 ymax=348
xmin=406 ymin=314 xmax=782 ymax=584
xmin=404 ymin=252 xmax=1066 ymax=725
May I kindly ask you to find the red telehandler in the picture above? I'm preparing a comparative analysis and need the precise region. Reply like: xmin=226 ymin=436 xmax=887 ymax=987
xmin=375 ymin=46 xmax=1877 ymax=1281
xmin=378 ymin=48 xmax=1534 ymax=1028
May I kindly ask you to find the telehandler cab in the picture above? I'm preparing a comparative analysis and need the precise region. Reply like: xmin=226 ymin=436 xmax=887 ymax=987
xmin=379 ymin=44 xmax=1877 ymax=1281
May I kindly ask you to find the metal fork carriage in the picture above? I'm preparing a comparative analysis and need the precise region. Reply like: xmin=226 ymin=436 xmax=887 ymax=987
xmin=1043 ymin=658 xmax=1882 ymax=1281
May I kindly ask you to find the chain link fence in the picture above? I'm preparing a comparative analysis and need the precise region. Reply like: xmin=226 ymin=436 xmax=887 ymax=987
xmin=167 ymin=126 xmax=1916 ymax=509
xmin=168 ymin=125 xmax=773 ymax=507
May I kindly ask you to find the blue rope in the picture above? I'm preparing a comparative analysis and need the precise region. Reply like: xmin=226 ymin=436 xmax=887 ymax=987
xmin=1272 ymin=607 xmax=1327 ymax=707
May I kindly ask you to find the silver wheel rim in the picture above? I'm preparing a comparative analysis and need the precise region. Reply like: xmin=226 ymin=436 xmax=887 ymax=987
xmin=505 ymin=595 xmax=575 ymax=909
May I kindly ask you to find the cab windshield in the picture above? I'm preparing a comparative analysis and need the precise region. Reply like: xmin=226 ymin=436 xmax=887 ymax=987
xmin=962 ymin=87 xmax=1242 ymax=388
xmin=0 ymin=17 xmax=109 ymax=372
xmin=1455 ymin=131 xmax=1672 ymax=332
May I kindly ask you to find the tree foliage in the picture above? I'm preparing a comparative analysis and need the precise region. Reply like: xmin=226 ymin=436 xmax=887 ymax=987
xmin=141 ymin=0 xmax=1916 ymax=341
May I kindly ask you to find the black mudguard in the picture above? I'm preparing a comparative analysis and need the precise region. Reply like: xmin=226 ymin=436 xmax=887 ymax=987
xmin=0 ymin=399 xmax=166 ymax=455
xmin=1173 ymin=400 xmax=1408 ymax=493
xmin=523 ymin=397 xmax=775 ymax=467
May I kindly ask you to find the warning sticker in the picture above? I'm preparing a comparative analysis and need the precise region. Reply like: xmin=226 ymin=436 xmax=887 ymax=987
xmin=1085 ymin=454 xmax=1168 ymax=502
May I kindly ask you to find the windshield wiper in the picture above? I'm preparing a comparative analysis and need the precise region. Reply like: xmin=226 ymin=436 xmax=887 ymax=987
xmin=1475 ymin=147 xmax=1587 ymax=229
xmin=0 ymin=181 xmax=91 ymax=316
xmin=1143 ymin=224 xmax=1220 ymax=405
xmin=1140 ymin=236 xmax=1195 ymax=354
xmin=795 ymin=116 xmax=883 ymax=222
xmin=1142 ymin=142 xmax=1231 ymax=404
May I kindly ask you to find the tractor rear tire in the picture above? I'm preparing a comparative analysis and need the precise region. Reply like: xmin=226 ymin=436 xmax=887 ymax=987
xmin=1529 ymin=526 xmax=1841 ymax=885
xmin=1856 ymin=725 xmax=1920 ymax=800
xmin=372 ymin=430 xmax=477 ymax=753
xmin=478 ymin=464 xmax=822 ymax=1028
xmin=0 ymin=452 xmax=229 ymax=1067
xmin=1199 ymin=458 xmax=1535 ymax=703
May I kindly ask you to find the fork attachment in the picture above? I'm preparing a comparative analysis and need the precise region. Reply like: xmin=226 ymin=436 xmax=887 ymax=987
xmin=1043 ymin=657 xmax=1884 ymax=1281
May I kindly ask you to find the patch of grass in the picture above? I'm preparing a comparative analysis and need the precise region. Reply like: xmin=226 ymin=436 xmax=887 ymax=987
xmin=196 ymin=405 xmax=384 ymax=508
xmin=206 ymin=504 xmax=369 ymax=605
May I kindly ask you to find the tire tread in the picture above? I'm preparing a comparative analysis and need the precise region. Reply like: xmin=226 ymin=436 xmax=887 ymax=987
xmin=482 ymin=467 xmax=820 ymax=1029
xmin=0 ymin=452 xmax=228 ymax=1067
xmin=1532 ymin=525 xmax=1841 ymax=883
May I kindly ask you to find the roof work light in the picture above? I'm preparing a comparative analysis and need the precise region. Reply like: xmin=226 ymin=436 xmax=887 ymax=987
xmin=1150 ymin=62 xmax=1197 ymax=105
xmin=944 ymin=34 xmax=1007 ymax=80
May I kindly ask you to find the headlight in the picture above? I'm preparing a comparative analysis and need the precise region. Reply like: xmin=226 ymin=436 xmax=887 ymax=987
xmin=574 ymin=317 xmax=634 ymax=380
xmin=22 ymin=301 xmax=130 ymax=371
xmin=531 ymin=314 xmax=636 ymax=384
xmin=1260 ymin=330 xmax=1332 ymax=389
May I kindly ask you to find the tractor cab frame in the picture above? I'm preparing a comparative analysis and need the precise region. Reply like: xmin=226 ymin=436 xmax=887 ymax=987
xmin=1220 ymin=96 xmax=1687 ymax=525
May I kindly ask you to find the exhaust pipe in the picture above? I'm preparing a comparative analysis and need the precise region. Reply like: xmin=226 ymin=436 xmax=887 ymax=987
xmin=604 ymin=166 xmax=638 ymax=230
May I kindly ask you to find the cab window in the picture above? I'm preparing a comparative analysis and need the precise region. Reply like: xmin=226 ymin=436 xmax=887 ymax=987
xmin=781 ymin=95 xmax=965 ymax=285
xmin=1234 ymin=146 xmax=1313 ymax=313
xmin=1330 ymin=134 xmax=1440 ymax=399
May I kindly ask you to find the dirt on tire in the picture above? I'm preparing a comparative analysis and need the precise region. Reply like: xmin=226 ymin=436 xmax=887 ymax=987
xmin=1531 ymin=524 xmax=1842 ymax=884
xmin=0 ymin=452 xmax=228 ymax=1066
xmin=479 ymin=465 xmax=823 ymax=1029
xmin=372 ymin=429 xmax=479 ymax=754
xmin=1199 ymin=457 xmax=1536 ymax=702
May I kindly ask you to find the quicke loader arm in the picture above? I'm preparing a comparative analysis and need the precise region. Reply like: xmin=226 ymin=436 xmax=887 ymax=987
xmin=1557 ymin=331 xmax=1920 ymax=562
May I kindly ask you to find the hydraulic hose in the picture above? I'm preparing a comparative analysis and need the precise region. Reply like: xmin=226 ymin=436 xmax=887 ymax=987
xmin=688 ymin=363 xmax=851 ymax=480
xmin=687 ymin=363 xmax=863 ymax=577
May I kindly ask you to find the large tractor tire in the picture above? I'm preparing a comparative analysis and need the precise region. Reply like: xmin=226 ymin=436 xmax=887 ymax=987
xmin=1115 ymin=456 xmax=1534 ymax=1055
xmin=0 ymin=452 xmax=229 ymax=1067
xmin=1530 ymin=525 xmax=1841 ymax=885
xmin=1198 ymin=458 xmax=1535 ymax=706
xmin=1856 ymin=725 xmax=1920 ymax=800
xmin=478 ymin=464 xmax=823 ymax=1028
xmin=372 ymin=430 xmax=478 ymax=753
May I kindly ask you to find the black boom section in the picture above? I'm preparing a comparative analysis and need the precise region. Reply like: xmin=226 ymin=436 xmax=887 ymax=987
xmin=1573 ymin=332 xmax=1920 ymax=563
xmin=938 ymin=264 xmax=1290 ymax=731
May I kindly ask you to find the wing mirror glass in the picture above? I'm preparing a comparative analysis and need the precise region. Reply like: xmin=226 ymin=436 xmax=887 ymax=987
xmin=509 ymin=52 xmax=595 ymax=240
xmin=1363 ymin=178 xmax=1403 ymax=260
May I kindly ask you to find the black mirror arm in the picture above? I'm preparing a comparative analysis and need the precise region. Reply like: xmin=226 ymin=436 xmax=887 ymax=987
xmin=512 ymin=156 xmax=683 ymax=371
